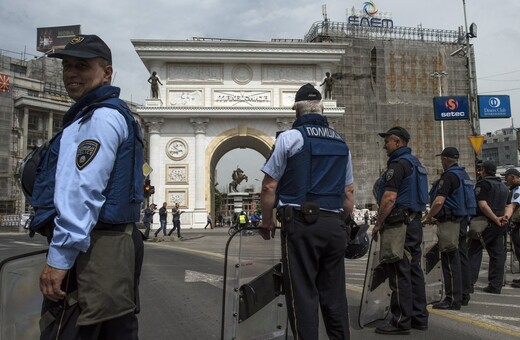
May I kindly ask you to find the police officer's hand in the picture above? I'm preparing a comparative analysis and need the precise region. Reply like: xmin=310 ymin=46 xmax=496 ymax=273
xmin=499 ymin=215 xmax=509 ymax=226
xmin=40 ymin=264 xmax=68 ymax=302
xmin=259 ymin=221 xmax=275 ymax=240
xmin=421 ymin=215 xmax=433 ymax=225
xmin=372 ymin=224 xmax=382 ymax=242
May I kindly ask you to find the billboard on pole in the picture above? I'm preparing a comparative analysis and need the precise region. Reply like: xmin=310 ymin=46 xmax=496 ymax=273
xmin=433 ymin=96 xmax=470 ymax=121
xmin=478 ymin=95 xmax=511 ymax=119
xmin=36 ymin=25 xmax=81 ymax=53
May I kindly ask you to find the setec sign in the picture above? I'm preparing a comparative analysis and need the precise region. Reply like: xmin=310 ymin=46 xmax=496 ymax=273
xmin=478 ymin=95 xmax=511 ymax=119
xmin=433 ymin=96 xmax=470 ymax=121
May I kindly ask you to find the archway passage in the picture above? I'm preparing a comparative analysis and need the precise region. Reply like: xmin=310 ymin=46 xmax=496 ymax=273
xmin=206 ymin=127 xmax=274 ymax=223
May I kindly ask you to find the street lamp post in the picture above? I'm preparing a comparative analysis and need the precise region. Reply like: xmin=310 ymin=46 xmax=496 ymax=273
xmin=462 ymin=0 xmax=478 ymax=136
xmin=431 ymin=71 xmax=448 ymax=150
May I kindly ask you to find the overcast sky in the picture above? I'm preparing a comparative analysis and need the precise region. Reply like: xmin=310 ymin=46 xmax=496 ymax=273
xmin=1 ymin=0 xmax=518 ymax=186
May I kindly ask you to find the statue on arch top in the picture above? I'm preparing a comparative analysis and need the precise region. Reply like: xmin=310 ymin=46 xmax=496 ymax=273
xmin=320 ymin=71 xmax=334 ymax=99
xmin=148 ymin=71 xmax=163 ymax=98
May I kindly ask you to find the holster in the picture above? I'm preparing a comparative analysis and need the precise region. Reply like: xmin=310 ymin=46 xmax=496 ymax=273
xmin=301 ymin=201 xmax=320 ymax=224
xmin=385 ymin=208 xmax=409 ymax=225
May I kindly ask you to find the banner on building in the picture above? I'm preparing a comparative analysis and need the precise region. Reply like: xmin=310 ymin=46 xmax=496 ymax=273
xmin=0 ymin=74 xmax=10 ymax=94
xmin=433 ymin=96 xmax=470 ymax=121
xmin=478 ymin=95 xmax=511 ymax=119
xmin=36 ymin=25 xmax=81 ymax=53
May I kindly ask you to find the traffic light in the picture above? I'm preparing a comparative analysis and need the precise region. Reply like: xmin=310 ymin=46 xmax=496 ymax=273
xmin=475 ymin=158 xmax=482 ymax=179
xmin=144 ymin=179 xmax=153 ymax=198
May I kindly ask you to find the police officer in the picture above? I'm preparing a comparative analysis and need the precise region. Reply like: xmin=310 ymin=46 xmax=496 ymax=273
xmin=422 ymin=147 xmax=476 ymax=309
xmin=468 ymin=160 xmax=508 ymax=294
xmin=501 ymin=168 xmax=520 ymax=287
xmin=260 ymin=83 xmax=354 ymax=339
xmin=30 ymin=35 xmax=144 ymax=339
xmin=373 ymin=126 xmax=429 ymax=335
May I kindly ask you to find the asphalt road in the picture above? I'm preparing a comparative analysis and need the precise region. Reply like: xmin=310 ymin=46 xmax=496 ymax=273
xmin=1 ymin=228 xmax=520 ymax=339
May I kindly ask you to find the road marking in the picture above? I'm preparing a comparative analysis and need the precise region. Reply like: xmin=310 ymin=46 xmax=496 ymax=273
xmin=185 ymin=270 xmax=223 ymax=289
xmin=12 ymin=241 xmax=44 ymax=247
xmin=429 ymin=307 xmax=520 ymax=337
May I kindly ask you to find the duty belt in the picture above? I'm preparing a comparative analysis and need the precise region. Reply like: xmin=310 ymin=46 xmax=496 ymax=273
xmin=293 ymin=209 xmax=342 ymax=220
xmin=94 ymin=222 xmax=132 ymax=231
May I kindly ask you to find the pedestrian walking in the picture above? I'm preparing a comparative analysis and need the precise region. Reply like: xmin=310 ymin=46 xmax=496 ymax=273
xmin=143 ymin=203 xmax=157 ymax=239
xmin=155 ymin=202 xmax=168 ymax=237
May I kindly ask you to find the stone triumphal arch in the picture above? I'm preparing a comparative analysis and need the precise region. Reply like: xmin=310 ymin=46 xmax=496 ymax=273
xmin=133 ymin=39 xmax=346 ymax=228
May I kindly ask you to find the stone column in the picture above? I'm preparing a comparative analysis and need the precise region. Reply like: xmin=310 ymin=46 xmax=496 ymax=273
xmin=47 ymin=111 xmax=54 ymax=139
xmin=146 ymin=118 xmax=164 ymax=204
xmin=190 ymin=118 xmax=209 ymax=227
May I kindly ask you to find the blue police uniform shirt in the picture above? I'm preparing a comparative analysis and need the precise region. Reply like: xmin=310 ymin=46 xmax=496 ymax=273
xmin=48 ymin=107 xmax=128 ymax=270
xmin=511 ymin=186 xmax=520 ymax=205
xmin=261 ymin=128 xmax=354 ymax=207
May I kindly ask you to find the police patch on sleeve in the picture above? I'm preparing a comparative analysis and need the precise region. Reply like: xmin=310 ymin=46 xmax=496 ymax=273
xmin=514 ymin=193 xmax=520 ymax=200
xmin=438 ymin=179 xmax=444 ymax=190
xmin=76 ymin=140 xmax=100 ymax=170
xmin=385 ymin=169 xmax=394 ymax=182
xmin=475 ymin=187 xmax=481 ymax=196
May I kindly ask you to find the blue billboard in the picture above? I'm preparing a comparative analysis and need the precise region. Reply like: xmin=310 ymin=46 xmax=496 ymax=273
xmin=433 ymin=96 xmax=470 ymax=121
xmin=478 ymin=95 xmax=511 ymax=119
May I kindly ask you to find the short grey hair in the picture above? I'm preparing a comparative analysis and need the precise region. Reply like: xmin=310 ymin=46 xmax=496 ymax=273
xmin=293 ymin=100 xmax=324 ymax=114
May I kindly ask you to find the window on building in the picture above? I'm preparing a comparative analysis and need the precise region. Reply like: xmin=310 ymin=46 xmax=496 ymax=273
xmin=10 ymin=63 xmax=27 ymax=75
xmin=505 ymin=137 xmax=510 ymax=142
xmin=53 ymin=115 xmax=63 ymax=134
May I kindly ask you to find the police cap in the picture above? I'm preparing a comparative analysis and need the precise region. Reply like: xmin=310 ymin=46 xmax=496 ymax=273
xmin=378 ymin=126 xmax=410 ymax=143
xmin=49 ymin=34 xmax=112 ymax=63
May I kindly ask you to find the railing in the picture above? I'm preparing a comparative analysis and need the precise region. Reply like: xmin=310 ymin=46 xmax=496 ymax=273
xmin=304 ymin=21 xmax=464 ymax=44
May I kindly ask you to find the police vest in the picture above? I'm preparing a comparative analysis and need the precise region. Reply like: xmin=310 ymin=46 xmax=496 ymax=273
xmin=239 ymin=215 xmax=246 ymax=224
xmin=29 ymin=86 xmax=144 ymax=233
xmin=476 ymin=176 xmax=508 ymax=217
xmin=376 ymin=147 xmax=429 ymax=212
xmin=429 ymin=166 xmax=477 ymax=218
xmin=276 ymin=113 xmax=349 ymax=210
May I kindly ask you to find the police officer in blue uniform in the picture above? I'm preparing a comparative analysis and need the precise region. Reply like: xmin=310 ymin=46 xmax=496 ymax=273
xmin=423 ymin=147 xmax=476 ymax=309
xmin=29 ymin=35 xmax=144 ymax=339
xmin=373 ymin=126 xmax=429 ymax=335
xmin=468 ymin=160 xmax=508 ymax=294
xmin=501 ymin=168 xmax=520 ymax=287
xmin=260 ymin=83 xmax=354 ymax=340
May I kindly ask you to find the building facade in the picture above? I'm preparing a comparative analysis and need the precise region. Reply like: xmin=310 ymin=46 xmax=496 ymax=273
xmin=482 ymin=127 xmax=520 ymax=167
xmin=0 ymin=15 xmax=480 ymax=227
xmin=133 ymin=18 xmax=479 ymax=223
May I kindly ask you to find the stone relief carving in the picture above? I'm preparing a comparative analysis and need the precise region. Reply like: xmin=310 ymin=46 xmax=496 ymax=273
xmin=232 ymin=64 xmax=253 ymax=85
xmin=190 ymin=118 xmax=209 ymax=134
xmin=213 ymin=90 xmax=271 ymax=107
xmin=166 ymin=164 xmax=188 ymax=184
xmin=167 ymin=189 xmax=188 ymax=208
xmin=169 ymin=90 xmax=203 ymax=106
xmin=262 ymin=65 xmax=315 ymax=83
xmin=166 ymin=138 xmax=188 ymax=161
xmin=168 ymin=64 xmax=222 ymax=82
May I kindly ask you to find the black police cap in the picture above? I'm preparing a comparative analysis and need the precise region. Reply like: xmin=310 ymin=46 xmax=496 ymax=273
xmin=378 ymin=126 xmax=410 ymax=143
xmin=49 ymin=35 xmax=112 ymax=63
